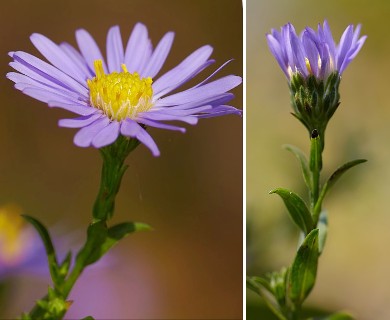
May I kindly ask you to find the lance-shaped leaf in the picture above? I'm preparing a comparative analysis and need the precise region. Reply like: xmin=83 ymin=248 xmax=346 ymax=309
xmin=283 ymin=144 xmax=311 ymax=190
xmin=76 ymin=221 xmax=152 ymax=268
xmin=322 ymin=312 xmax=354 ymax=320
xmin=246 ymin=276 xmax=287 ymax=320
xmin=22 ymin=215 xmax=59 ymax=284
xmin=314 ymin=159 xmax=367 ymax=217
xmin=288 ymin=229 xmax=319 ymax=305
xmin=270 ymin=188 xmax=313 ymax=234
xmin=100 ymin=222 xmax=152 ymax=256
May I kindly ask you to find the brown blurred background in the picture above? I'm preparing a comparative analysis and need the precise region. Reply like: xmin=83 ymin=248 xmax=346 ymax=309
xmin=0 ymin=0 xmax=243 ymax=319
xmin=247 ymin=0 xmax=390 ymax=319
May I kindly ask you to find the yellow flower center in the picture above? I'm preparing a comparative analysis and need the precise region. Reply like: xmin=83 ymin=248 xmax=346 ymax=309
xmin=0 ymin=205 xmax=26 ymax=264
xmin=87 ymin=60 xmax=154 ymax=121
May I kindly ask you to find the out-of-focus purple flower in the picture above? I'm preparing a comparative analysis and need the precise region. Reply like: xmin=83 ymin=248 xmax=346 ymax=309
xmin=7 ymin=23 xmax=242 ymax=156
xmin=266 ymin=20 xmax=366 ymax=80
xmin=0 ymin=205 xmax=47 ymax=278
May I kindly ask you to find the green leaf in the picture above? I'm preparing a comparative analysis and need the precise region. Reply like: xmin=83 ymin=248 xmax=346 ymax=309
xmin=283 ymin=144 xmax=311 ymax=190
xmin=288 ymin=229 xmax=319 ymax=305
xmin=324 ymin=312 xmax=354 ymax=320
xmin=246 ymin=276 xmax=272 ymax=294
xmin=270 ymin=188 xmax=313 ymax=234
xmin=21 ymin=215 xmax=59 ymax=283
xmin=314 ymin=159 xmax=367 ymax=217
xmin=310 ymin=312 xmax=354 ymax=320
xmin=80 ymin=317 xmax=95 ymax=320
xmin=246 ymin=276 xmax=288 ymax=320
xmin=100 ymin=222 xmax=152 ymax=256
xmin=76 ymin=221 xmax=151 ymax=268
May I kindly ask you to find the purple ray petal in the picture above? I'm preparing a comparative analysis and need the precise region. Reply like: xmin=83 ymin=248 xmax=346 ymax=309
xmin=336 ymin=25 xmax=353 ymax=70
xmin=9 ymin=72 xmax=86 ymax=103
xmin=193 ymin=59 xmax=234 ymax=88
xmin=141 ymin=31 xmax=175 ymax=78
xmin=124 ymin=23 xmax=150 ymax=73
xmin=290 ymin=32 xmax=308 ymax=77
xmin=58 ymin=113 xmax=103 ymax=128
xmin=76 ymin=28 xmax=107 ymax=74
xmin=137 ymin=39 xmax=153 ymax=75
xmin=136 ymin=118 xmax=186 ymax=133
xmin=48 ymin=100 xmax=97 ymax=116
xmin=302 ymin=31 xmax=319 ymax=76
xmin=155 ymin=75 xmax=241 ymax=106
xmin=9 ymin=61 xmax=85 ymax=101
xmin=60 ymin=42 xmax=92 ymax=78
xmin=195 ymin=105 xmax=242 ymax=118
xmin=73 ymin=117 xmax=110 ymax=147
xmin=120 ymin=119 xmax=160 ymax=156
xmin=92 ymin=120 xmax=120 ymax=148
xmin=149 ymin=105 xmax=212 ymax=117
xmin=12 ymin=52 xmax=89 ymax=97
xmin=152 ymin=45 xmax=213 ymax=95
xmin=138 ymin=112 xmax=198 ymax=125
xmin=106 ymin=25 xmax=124 ymax=73
xmin=30 ymin=33 xmax=88 ymax=84
xmin=267 ymin=34 xmax=289 ymax=77
xmin=154 ymin=93 xmax=234 ymax=111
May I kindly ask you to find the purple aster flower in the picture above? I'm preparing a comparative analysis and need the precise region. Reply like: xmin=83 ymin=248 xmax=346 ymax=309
xmin=266 ymin=20 xmax=366 ymax=80
xmin=7 ymin=23 xmax=242 ymax=156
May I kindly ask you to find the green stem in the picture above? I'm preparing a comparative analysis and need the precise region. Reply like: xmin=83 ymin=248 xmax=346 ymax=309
xmin=26 ymin=137 xmax=139 ymax=319
xmin=309 ymin=130 xmax=323 ymax=226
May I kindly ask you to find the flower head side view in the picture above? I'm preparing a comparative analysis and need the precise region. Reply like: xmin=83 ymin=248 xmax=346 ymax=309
xmin=7 ymin=23 xmax=242 ymax=156
xmin=266 ymin=20 xmax=366 ymax=148
xmin=247 ymin=21 xmax=366 ymax=320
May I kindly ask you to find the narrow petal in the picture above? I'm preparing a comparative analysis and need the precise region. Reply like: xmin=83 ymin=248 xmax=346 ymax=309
xmin=8 ymin=72 xmax=85 ymax=103
xmin=336 ymin=25 xmax=353 ymax=70
xmin=266 ymin=34 xmax=289 ymax=77
xmin=124 ymin=23 xmax=150 ymax=73
xmin=60 ymin=42 xmax=92 ymax=78
xmin=92 ymin=121 xmax=120 ymax=148
xmin=154 ymin=93 xmax=234 ymax=110
xmin=30 ymin=33 xmax=88 ymax=84
xmin=137 ymin=118 xmax=186 ymax=133
xmin=195 ymin=105 xmax=242 ymax=118
xmin=58 ymin=113 xmax=102 ymax=128
xmin=302 ymin=32 xmax=319 ymax=76
xmin=141 ymin=32 xmax=175 ymax=78
xmin=120 ymin=119 xmax=160 ymax=156
xmin=323 ymin=20 xmax=336 ymax=61
xmin=48 ymin=100 xmax=97 ymax=116
xmin=193 ymin=59 xmax=234 ymax=88
xmin=12 ymin=51 xmax=89 ymax=97
xmin=290 ymin=32 xmax=308 ymax=77
xmin=76 ymin=28 xmax=107 ymax=74
xmin=138 ymin=112 xmax=198 ymax=125
xmin=73 ymin=117 xmax=110 ymax=147
xmin=148 ymin=105 xmax=212 ymax=116
xmin=152 ymin=45 xmax=213 ymax=95
xmin=134 ymin=126 xmax=160 ymax=157
xmin=155 ymin=75 xmax=242 ymax=106
xmin=106 ymin=26 xmax=124 ymax=73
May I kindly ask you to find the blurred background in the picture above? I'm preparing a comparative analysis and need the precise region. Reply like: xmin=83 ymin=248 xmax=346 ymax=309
xmin=0 ymin=0 xmax=242 ymax=319
xmin=247 ymin=0 xmax=390 ymax=319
